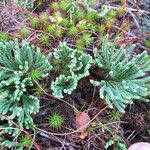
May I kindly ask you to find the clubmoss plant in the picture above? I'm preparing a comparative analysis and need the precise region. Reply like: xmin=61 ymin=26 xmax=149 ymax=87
xmin=91 ymin=35 xmax=150 ymax=113
xmin=51 ymin=75 xmax=78 ymax=98
xmin=105 ymin=139 xmax=127 ymax=150
xmin=48 ymin=113 xmax=64 ymax=128
xmin=51 ymin=42 xmax=93 ymax=98
xmin=0 ymin=39 xmax=52 ymax=148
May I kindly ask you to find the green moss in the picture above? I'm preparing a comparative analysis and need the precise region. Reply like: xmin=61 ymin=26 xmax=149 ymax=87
xmin=51 ymin=2 xmax=59 ymax=10
xmin=108 ymin=10 xmax=116 ymax=18
xmin=39 ymin=34 xmax=49 ymax=45
xmin=82 ymin=33 xmax=93 ymax=46
xmin=47 ymin=24 xmax=56 ymax=34
xmin=30 ymin=17 xmax=39 ymax=29
xmin=31 ymin=70 xmax=42 ymax=80
xmin=40 ymin=12 xmax=49 ymax=21
xmin=75 ymin=10 xmax=86 ymax=20
xmin=60 ymin=18 xmax=70 ymax=27
xmin=105 ymin=10 xmax=116 ymax=24
xmin=0 ymin=32 xmax=8 ymax=40
xmin=59 ymin=0 xmax=68 ymax=11
xmin=86 ymin=11 xmax=98 ymax=22
xmin=20 ymin=27 xmax=30 ymax=37
xmin=68 ymin=26 xmax=78 ymax=36
xmin=144 ymin=40 xmax=150 ymax=48
xmin=117 ymin=7 xmax=125 ymax=16
xmin=53 ymin=11 xmax=63 ymax=24
xmin=89 ymin=24 xmax=97 ymax=32
xmin=52 ymin=60 xmax=61 ymax=72
xmin=97 ymin=24 xmax=105 ymax=33
xmin=105 ymin=16 xmax=114 ymax=23
xmin=20 ymin=135 xmax=32 ymax=148
xmin=78 ymin=22 xmax=87 ymax=31
xmin=76 ymin=39 xmax=85 ymax=50
xmin=55 ymin=27 xmax=63 ymax=38
xmin=109 ymin=110 xmax=121 ymax=121
xmin=48 ymin=113 xmax=64 ymax=128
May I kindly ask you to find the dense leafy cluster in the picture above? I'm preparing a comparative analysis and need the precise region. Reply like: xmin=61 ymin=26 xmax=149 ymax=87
xmin=0 ymin=40 xmax=51 ymax=148
xmin=91 ymin=35 xmax=150 ymax=113
xmin=48 ymin=113 xmax=64 ymax=128
xmin=51 ymin=42 xmax=93 ymax=98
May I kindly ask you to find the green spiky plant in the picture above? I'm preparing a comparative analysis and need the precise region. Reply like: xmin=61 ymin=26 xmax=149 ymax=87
xmin=48 ymin=113 xmax=64 ymax=128
xmin=0 ymin=39 xmax=52 ymax=149
xmin=75 ymin=10 xmax=86 ymax=20
xmin=40 ymin=12 xmax=49 ymax=21
xmin=69 ymin=26 xmax=78 ymax=36
xmin=20 ymin=135 xmax=32 ymax=148
xmin=144 ymin=39 xmax=150 ymax=48
xmin=86 ymin=11 xmax=98 ymax=23
xmin=76 ymin=38 xmax=85 ymax=50
xmin=59 ymin=0 xmax=68 ymax=11
xmin=0 ymin=133 xmax=33 ymax=149
xmin=47 ymin=24 xmax=56 ymax=34
xmin=97 ymin=24 xmax=105 ymax=35
xmin=82 ymin=33 xmax=93 ymax=46
xmin=0 ymin=32 xmax=8 ymax=40
xmin=39 ymin=34 xmax=49 ymax=46
xmin=109 ymin=110 xmax=121 ymax=121
xmin=30 ymin=17 xmax=39 ymax=29
xmin=51 ymin=42 xmax=93 ymax=98
xmin=55 ymin=27 xmax=63 ymax=38
xmin=51 ymin=2 xmax=59 ymax=11
xmin=60 ymin=18 xmax=70 ymax=27
xmin=20 ymin=27 xmax=30 ymax=37
xmin=91 ymin=35 xmax=150 ymax=113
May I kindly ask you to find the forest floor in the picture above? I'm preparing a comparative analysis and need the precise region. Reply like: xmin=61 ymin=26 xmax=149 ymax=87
xmin=0 ymin=0 xmax=150 ymax=150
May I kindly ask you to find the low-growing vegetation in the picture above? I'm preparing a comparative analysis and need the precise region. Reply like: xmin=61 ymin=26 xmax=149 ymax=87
xmin=0 ymin=0 xmax=150 ymax=149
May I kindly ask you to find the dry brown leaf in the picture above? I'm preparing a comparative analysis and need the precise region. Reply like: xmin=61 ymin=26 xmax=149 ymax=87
xmin=75 ymin=112 xmax=90 ymax=132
